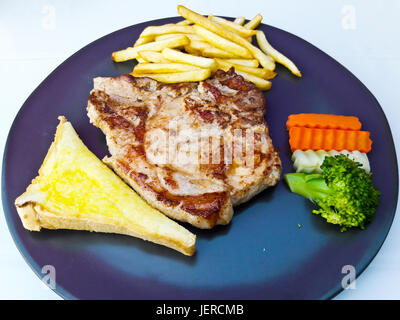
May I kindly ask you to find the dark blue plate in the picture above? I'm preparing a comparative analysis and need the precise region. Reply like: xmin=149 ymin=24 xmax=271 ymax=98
xmin=2 ymin=17 xmax=398 ymax=300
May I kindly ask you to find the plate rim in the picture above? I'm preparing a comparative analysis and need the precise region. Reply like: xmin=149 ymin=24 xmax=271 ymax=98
xmin=2 ymin=16 xmax=398 ymax=300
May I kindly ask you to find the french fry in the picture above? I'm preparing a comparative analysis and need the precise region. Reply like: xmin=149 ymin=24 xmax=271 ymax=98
xmin=185 ymin=34 xmax=206 ymax=42
xmin=223 ymin=58 xmax=259 ymax=67
xmin=247 ymin=44 xmax=275 ymax=70
xmin=134 ymin=36 xmax=153 ymax=47
xmin=136 ymin=57 xmax=147 ymax=63
xmin=138 ymin=51 xmax=171 ymax=63
xmin=155 ymin=33 xmax=183 ymax=41
xmin=114 ymin=5 xmax=300 ymax=86
xmin=187 ymin=40 xmax=213 ymax=52
xmin=233 ymin=17 xmax=245 ymax=25
xmin=193 ymin=25 xmax=252 ymax=58
xmin=131 ymin=69 xmax=211 ymax=83
xmin=176 ymin=19 xmax=193 ymax=26
xmin=256 ymin=30 xmax=301 ymax=77
xmin=215 ymin=59 xmax=276 ymax=79
xmin=244 ymin=13 xmax=263 ymax=42
xmin=244 ymin=14 xmax=263 ymax=29
xmin=162 ymin=48 xmax=217 ymax=69
xmin=140 ymin=25 xmax=194 ymax=37
xmin=156 ymin=33 xmax=203 ymax=42
xmin=112 ymin=35 xmax=189 ymax=62
xmin=177 ymin=5 xmax=275 ymax=70
xmin=133 ymin=63 xmax=202 ymax=74
xmin=209 ymin=16 xmax=257 ymax=37
xmin=135 ymin=23 xmax=175 ymax=41
xmin=237 ymin=71 xmax=271 ymax=90
xmin=184 ymin=45 xmax=202 ymax=56
xmin=233 ymin=17 xmax=251 ymax=44
xmin=201 ymin=47 xmax=238 ymax=59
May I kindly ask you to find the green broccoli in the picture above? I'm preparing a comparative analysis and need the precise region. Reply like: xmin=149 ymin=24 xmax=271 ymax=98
xmin=285 ymin=154 xmax=380 ymax=231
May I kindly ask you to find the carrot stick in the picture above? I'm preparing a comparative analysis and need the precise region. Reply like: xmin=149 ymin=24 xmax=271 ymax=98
xmin=289 ymin=127 xmax=372 ymax=153
xmin=286 ymin=113 xmax=362 ymax=131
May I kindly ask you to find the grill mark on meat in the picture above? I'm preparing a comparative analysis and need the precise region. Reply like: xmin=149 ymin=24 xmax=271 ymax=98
xmin=89 ymin=91 xmax=147 ymax=153
xmin=113 ymin=157 xmax=227 ymax=220
xmin=219 ymin=75 xmax=251 ymax=91
xmin=198 ymin=109 xmax=214 ymax=123
xmin=162 ymin=168 xmax=179 ymax=190
xmin=185 ymin=92 xmax=232 ymax=127
xmin=133 ymin=169 xmax=227 ymax=220
xmin=180 ymin=192 xmax=228 ymax=220
xmin=202 ymin=82 xmax=222 ymax=101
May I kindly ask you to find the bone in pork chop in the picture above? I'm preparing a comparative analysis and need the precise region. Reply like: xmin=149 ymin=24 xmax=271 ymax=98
xmin=87 ymin=68 xmax=281 ymax=229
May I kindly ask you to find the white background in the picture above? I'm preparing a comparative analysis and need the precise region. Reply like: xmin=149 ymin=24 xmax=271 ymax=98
xmin=0 ymin=0 xmax=399 ymax=299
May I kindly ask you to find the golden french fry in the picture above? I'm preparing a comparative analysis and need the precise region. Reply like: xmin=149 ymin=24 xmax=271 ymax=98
xmin=177 ymin=5 xmax=275 ymax=70
xmin=134 ymin=63 xmax=202 ymax=74
xmin=193 ymin=25 xmax=252 ymax=58
xmin=136 ymin=57 xmax=147 ymax=63
xmin=187 ymin=41 xmax=234 ymax=58
xmin=249 ymin=45 xmax=275 ymax=70
xmin=115 ymin=6 xmax=297 ymax=86
xmin=162 ymin=48 xmax=217 ymax=69
xmin=201 ymin=47 xmax=238 ymax=59
xmin=188 ymin=40 xmax=213 ymax=51
xmin=233 ymin=17 xmax=245 ymax=25
xmin=238 ymin=71 xmax=271 ymax=90
xmin=131 ymin=69 xmax=211 ymax=83
xmin=176 ymin=19 xmax=193 ymax=26
xmin=155 ymin=33 xmax=182 ymax=41
xmin=215 ymin=59 xmax=276 ymax=79
xmin=209 ymin=16 xmax=257 ymax=37
xmin=223 ymin=58 xmax=259 ymax=67
xmin=184 ymin=45 xmax=202 ymax=55
xmin=138 ymin=51 xmax=170 ymax=63
xmin=244 ymin=14 xmax=263 ymax=29
xmin=135 ymin=23 xmax=175 ymax=41
xmin=185 ymin=34 xmax=205 ymax=42
xmin=112 ymin=35 xmax=189 ymax=62
xmin=134 ymin=36 xmax=153 ymax=47
xmin=155 ymin=33 xmax=203 ymax=42
xmin=256 ymin=30 xmax=301 ymax=77
xmin=140 ymin=25 xmax=194 ymax=37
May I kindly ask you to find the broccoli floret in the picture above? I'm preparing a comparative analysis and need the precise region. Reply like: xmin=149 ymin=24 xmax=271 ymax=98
xmin=285 ymin=155 xmax=380 ymax=231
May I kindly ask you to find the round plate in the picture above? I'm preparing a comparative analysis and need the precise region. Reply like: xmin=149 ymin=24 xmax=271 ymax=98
xmin=2 ymin=17 xmax=398 ymax=300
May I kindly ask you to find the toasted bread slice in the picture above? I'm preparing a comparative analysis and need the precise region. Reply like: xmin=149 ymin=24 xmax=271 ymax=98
xmin=15 ymin=117 xmax=196 ymax=256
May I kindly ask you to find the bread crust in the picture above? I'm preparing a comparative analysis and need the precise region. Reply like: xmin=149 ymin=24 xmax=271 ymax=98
xmin=16 ymin=203 xmax=195 ymax=256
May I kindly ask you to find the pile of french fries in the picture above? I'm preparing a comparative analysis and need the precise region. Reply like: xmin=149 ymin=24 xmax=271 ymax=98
xmin=112 ymin=5 xmax=301 ymax=91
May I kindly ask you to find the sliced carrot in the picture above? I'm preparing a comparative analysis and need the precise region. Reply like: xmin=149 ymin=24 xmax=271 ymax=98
xmin=286 ymin=113 xmax=362 ymax=131
xmin=289 ymin=127 xmax=372 ymax=153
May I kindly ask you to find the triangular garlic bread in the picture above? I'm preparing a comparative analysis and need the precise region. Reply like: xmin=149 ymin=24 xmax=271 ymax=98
xmin=15 ymin=116 xmax=196 ymax=256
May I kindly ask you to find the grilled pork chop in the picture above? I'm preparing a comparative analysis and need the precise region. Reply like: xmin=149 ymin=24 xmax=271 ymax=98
xmin=87 ymin=69 xmax=281 ymax=229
